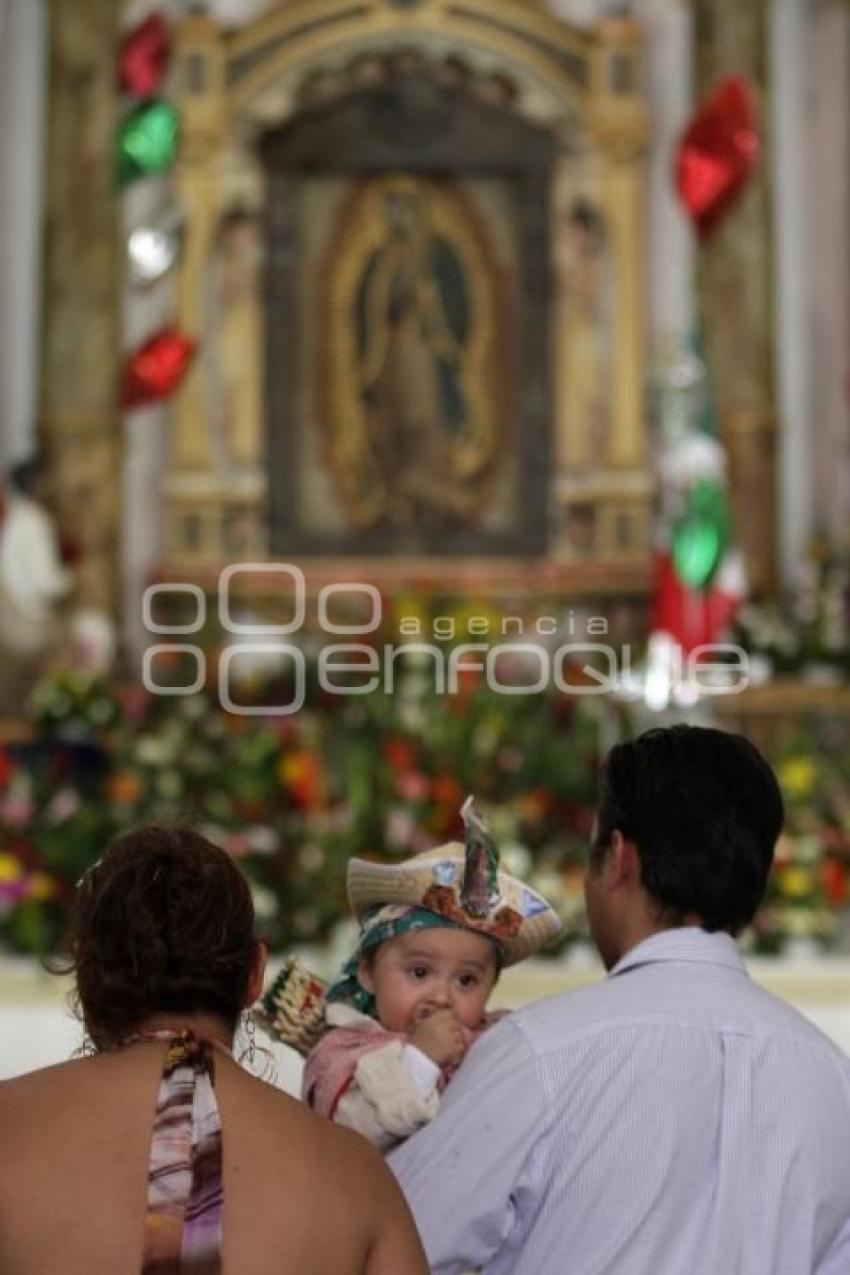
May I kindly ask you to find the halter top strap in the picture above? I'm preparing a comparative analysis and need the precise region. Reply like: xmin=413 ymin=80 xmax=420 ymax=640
xmin=129 ymin=1030 xmax=226 ymax=1275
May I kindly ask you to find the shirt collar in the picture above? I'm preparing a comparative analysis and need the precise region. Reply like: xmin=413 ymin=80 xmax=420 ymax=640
xmin=609 ymin=926 xmax=749 ymax=980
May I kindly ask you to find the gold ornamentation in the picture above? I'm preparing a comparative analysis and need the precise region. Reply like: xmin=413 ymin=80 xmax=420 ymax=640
xmin=162 ymin=0 xmax=651 ymax=582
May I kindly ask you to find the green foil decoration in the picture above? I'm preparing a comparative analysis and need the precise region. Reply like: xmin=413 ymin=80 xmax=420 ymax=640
xmin=671 ymin=477 xmax=730 ymax=589
xmin=117 ymin=100 xmax=179 ymax=187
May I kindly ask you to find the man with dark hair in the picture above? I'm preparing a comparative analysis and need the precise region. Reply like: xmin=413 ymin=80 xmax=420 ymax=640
xmin=586 ymin=725 xmax=783 ymax=966
xmin=391 ymin=725 xmax=850 ymax=1274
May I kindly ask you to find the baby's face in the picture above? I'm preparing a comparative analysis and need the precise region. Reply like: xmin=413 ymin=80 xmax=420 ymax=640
xmin=358 ymin=928 xmax=498 ymax=1036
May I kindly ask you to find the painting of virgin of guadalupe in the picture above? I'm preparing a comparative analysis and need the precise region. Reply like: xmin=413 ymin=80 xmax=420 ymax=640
xmin=357 ymin=183 xmax=470 ymax=521
xmin=320 ymin=174 xmax=512 ymax=533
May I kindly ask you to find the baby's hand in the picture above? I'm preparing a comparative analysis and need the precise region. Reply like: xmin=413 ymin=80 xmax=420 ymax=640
xmin=407 ymin=1008 xmax=467 ymax=1068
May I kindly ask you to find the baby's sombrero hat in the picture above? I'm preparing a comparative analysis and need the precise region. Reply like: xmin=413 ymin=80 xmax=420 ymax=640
xmin=346 ymin=797 xmax=563 ymax=966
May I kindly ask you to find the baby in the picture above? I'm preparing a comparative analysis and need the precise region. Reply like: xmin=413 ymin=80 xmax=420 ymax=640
xmin=265 ymin=799 xmax=562 ymax=1150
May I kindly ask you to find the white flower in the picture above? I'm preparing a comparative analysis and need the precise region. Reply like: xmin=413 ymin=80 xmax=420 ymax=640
xmin=530 ymin=870 xmax=563 ymax=901
xmin=251 ymin=884 xmax=278 ymax=920
xmin=328 ymin=918 xmax=360 ymax=964
xmin=384 ymin=808 xmax=416 ymax=849
xmin=46 ymin=788 xmax=81 ymax=824
xmin=156 ymin=771 xmax=183 ymax=799
xmin=500 ymin=842 xmax=532 ymax=879
xmin=199 ymin=822 xmax=227 ymax=847
xmin=397 ymin=700 xmax=426 ymax=731
xmin=136 ymin=736 xmax=172 ymax=766
xmin=179 ymin=695 xmax=208 ymax=721
xmin=293 ymin=906 xmax=319 ymax=935
xmin=246 ymin=826 xmax=278 ymax=855
xmin=298 ymin=844 xmax=325 ymax=872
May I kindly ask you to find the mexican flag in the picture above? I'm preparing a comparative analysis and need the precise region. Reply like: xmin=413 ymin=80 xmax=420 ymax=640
xmin=652 ymin=546 xmax=747 ymax=656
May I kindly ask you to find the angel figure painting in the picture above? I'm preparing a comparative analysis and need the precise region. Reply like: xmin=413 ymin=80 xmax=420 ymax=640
xmin=205 ymin=207 xmax=265 ymax=476
xmin=560 ymin=197 xmax=614 ymax=470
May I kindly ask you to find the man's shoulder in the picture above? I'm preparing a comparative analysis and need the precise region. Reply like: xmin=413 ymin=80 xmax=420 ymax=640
xmin=509 ymin=963 xmax=850 ymax=1073
xmin=499 ymin=974 xmax=666 ymax=1067
xmin=508 ymin=975 xmax=637 ymax=1052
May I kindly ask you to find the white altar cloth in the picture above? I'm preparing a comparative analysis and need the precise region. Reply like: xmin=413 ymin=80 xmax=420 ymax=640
xmin=3 ymin=953 xmax=850 ymax=1092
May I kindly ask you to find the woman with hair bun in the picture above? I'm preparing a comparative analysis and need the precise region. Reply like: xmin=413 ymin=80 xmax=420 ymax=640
xmin=0 ymin=826 xmax=427 ymax=1275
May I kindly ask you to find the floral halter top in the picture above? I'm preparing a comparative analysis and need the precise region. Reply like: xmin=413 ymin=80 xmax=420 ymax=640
xmin=127 ymin=1030 xmax=227 ymax=1275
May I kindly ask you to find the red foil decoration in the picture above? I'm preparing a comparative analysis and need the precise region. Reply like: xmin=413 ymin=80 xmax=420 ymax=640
xmin=651 ymin=551 xmax=741 ymax=656
xmin=121 ymin=329 xmax=196 ymax=408
xmin=119 ymin=13 xmax=170 ymax=99
xmin=675 ymin=76 xmax=759 ymax=240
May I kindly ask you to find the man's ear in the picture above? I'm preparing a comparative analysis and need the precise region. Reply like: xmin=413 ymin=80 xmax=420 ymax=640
xmin=609 ymin=831 xmax=641 ymax=888
xmin=357 ymin=955 xmax=375 ymax=994
xmin=244 ymin=940 xmax=268 ymax=1006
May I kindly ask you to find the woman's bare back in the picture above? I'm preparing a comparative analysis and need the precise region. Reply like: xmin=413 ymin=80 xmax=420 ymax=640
xmin=0 ymin=1042 xmax=427 ymax=1275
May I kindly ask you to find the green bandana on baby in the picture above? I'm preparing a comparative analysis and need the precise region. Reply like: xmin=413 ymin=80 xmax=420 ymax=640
xmin=325 ymin=903 xmax=487 ymax=1018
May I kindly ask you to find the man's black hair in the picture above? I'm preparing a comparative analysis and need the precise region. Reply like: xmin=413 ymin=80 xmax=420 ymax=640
xmin=592 ymin=724 xmax=784 ymax=935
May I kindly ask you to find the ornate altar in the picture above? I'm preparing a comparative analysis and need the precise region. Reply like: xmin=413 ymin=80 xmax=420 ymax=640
xmin=163 ymin=0 xmax=651 ymax=599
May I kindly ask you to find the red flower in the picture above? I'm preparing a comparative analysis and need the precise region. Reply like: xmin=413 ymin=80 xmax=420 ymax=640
xmin=557 ymin=801 xmax=596 ymax=838
xmin=432 ymin=774 xmax=464 ymax=811
xmin=397 ymin=771 xmax=431 ymax=802
xmin=821 ymin=857 xmax=847 ymax=908
xmin=0 ymin=748 xmax=15 ymax=789
xmin=119 ymin=683 xmax=150 ymax=722
xmin=383 ymin=737 xmax=417 ymax=773
xmin=453 ymin=668 xmax=481 ymax=697
xmin=279 ymin=750 xmax=322 ymax=810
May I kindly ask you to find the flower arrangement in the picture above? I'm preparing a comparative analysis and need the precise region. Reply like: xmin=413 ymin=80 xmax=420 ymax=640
xmin=3 ymin=652 xmax=850 ymax=960
xmin=744 ymin=748 xmax=850 ymax=954
xmin=734 ymin=541 xmax=850 ymax=678
xmin=0 ymin=658 xmax=607 ymax=956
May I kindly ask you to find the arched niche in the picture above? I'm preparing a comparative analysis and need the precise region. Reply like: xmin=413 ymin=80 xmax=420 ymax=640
xmin=163 ymin=0 xmax=651 ymax=596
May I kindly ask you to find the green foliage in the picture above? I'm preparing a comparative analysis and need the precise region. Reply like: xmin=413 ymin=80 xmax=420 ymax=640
xmin=7 ymin=661 xmax=847 ymax=960
xmin=0 ymin=664 xmax=606 ymax=957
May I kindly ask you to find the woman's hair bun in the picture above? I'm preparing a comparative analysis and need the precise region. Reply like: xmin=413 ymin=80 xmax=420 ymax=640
xmin=71 ymin=825 xmax=257 ymax=1050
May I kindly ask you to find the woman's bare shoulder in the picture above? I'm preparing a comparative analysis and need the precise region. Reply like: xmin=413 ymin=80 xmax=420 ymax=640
xmin=0 ymin=1057 xmax=85 ymax=1107
xmin=236 ymin=1070 xmax=398 ymax=1189
xmin=236 ymin=1068 xmax=377 ymax=1157
xmin=0 ymin=1059 xmax=97 ymax=1171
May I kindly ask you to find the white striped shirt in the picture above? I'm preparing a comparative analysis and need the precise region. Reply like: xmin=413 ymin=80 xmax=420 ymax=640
xmin=390 ymin=928 xmax=850 ymax=1274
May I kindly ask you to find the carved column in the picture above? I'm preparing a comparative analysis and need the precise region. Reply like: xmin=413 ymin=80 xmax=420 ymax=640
xmin=0 ymin=0 xmax=47 ymax=467
xmin=171 ymin=13 xmax=224 ymax=474
xmin=590 ymin=17 xmax=648 ymax=472
xmin=587 ymin=16 xmax=653 ymax=563
xmin=806 ymin=2 xmax=850 ymax=553
xmin=40 ymin=0 xmax=121 ymax=615
xmin=162 ymin=14 xmax=231 ymax=570
xmin=694 ymin=0 xmax=777 ymax=596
